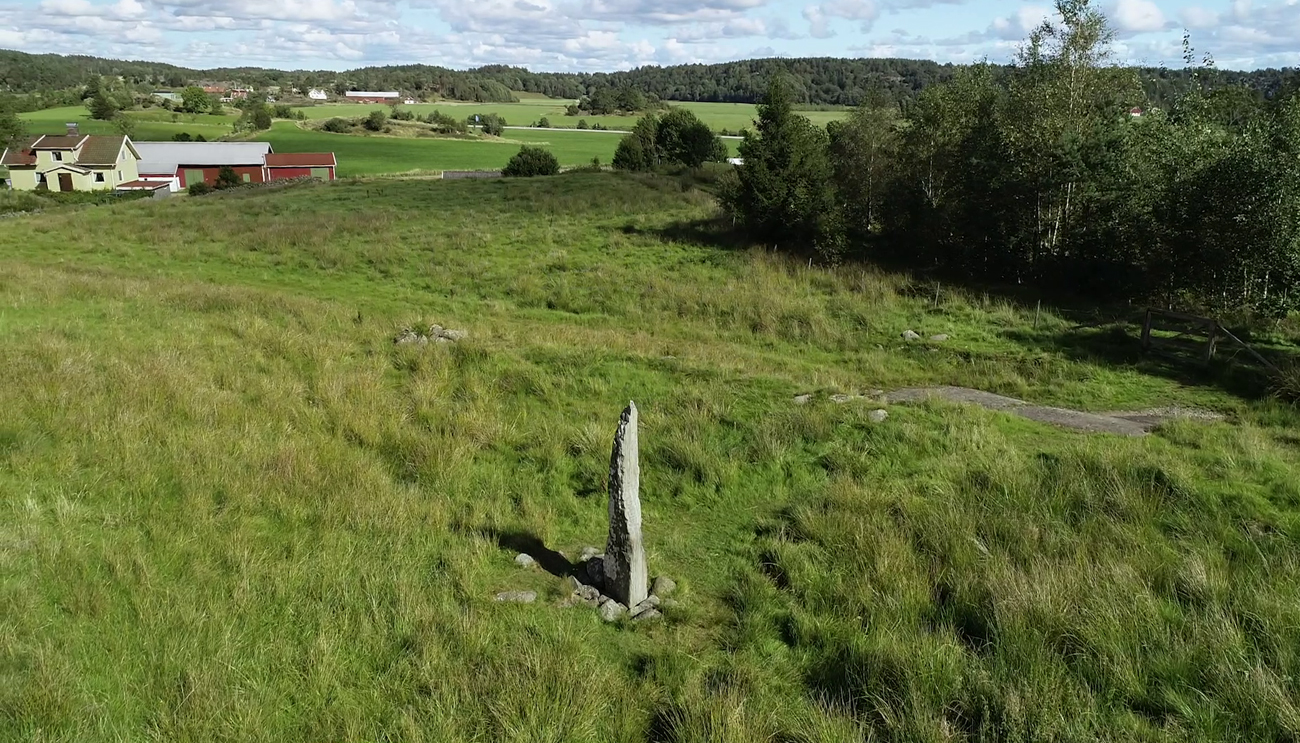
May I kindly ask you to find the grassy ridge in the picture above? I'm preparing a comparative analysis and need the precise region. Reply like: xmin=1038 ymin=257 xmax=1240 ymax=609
xmin=3 ymin=174 xmax=1300 ymax=742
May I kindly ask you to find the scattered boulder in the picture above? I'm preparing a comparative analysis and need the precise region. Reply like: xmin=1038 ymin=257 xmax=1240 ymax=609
xmin=430 ymin=324 xmax=468 ymax=341
xmin=632 ymin=608 xmax=662 ymax=622
xmin=580 ymin=546 xmax=601 ymax=561
xmin=495 ymin=590 xmax=537 ymax=603
xmin=901 ymin=330 xmax=921 ymax=341
xmin=600 ymin=601 xmax=628 ymax=622
xmin=632 ymin=596 xmax=660 ymax=617
xmin=575 ymin=584 xmax=602 ymax=603
xmin=868 ymin=409 xmax=889 ymax=423
xmin=514 ymin=553 xmax=537 ymax=568
xmin=930 ymin=333 xmax=949 ymax=342
xmin=394 ymin=323 xmax=468 ymax=345
xmin=651 ymin=576 xmax=677 ymax=597
xmin=793 ymin=393 xmax=813 ymax=405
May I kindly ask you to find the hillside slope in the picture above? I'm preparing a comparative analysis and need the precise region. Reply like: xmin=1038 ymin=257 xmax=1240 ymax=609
xmin=3 ymin=174 xmax=1299 ymax=742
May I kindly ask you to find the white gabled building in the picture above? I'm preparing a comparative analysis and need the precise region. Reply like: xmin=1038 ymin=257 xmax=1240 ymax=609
xmin=308 ymin=89 xmax=329 ymax=100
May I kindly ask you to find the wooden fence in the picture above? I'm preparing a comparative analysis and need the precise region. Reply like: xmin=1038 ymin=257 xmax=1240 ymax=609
xmin=1141 ymin=308 xmax=1279 ymax=372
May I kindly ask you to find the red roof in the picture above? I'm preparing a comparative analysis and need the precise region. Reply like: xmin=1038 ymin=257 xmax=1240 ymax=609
xmin=265 ymin=152 xmax=336 ymax=167
xmin=117 ymin=180 xmax=170 ymax=190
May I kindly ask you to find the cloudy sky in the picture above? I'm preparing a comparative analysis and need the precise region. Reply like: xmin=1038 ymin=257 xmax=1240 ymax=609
xmin=0 ymin=0 xmax=1294 ymax=72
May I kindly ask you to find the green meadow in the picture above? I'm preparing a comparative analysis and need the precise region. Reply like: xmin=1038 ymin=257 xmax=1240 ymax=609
xmin=3 ymin=172 xmax=1300 ymax=742
xmin=293 ymin=99 xmax=848 ymax=133
xmin=19 ymin=105 xmax=238 ymax=141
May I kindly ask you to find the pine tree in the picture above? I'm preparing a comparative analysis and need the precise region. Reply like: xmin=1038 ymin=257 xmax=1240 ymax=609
xmin=721 ymin=77 xmax=840 ymax=258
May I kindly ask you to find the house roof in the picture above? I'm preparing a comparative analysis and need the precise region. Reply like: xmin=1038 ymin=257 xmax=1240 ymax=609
xmin=1 ymin=136 xmax=38 ymax=166
xmin=31 ymin=135 xmax=88 ymax=150
xmin=117 ymin=179 xmax=170 ymax=190
xmin=138 ymin=161 xmax=179 ymax=175
xmin=265 ymin=152 xmax=336 ymax=167
xmin=345 ymin=91 xmax=399 ymax=97
xmin=43 ymin=163 xmax=92 ymax=174
xmin=76 ymin=135 xmax=135 ymax=166
xmin=133 ymin=141 xmax=273 ymax=166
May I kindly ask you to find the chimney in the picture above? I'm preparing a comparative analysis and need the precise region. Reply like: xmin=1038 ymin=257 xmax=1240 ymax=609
xmin=66 ymin=123 xmax=79 ymax=137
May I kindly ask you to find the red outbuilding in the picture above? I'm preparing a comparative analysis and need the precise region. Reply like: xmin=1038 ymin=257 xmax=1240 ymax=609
xmin=264 ymin=152 xmax=337 ymax=181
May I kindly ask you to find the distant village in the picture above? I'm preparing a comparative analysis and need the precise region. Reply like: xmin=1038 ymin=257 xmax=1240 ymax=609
xmin=0 ymin=84 xmax=429 ymax=196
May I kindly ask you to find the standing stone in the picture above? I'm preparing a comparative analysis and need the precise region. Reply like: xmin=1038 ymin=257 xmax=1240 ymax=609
xmin=603 ymin=402 xmax=648 ymax=609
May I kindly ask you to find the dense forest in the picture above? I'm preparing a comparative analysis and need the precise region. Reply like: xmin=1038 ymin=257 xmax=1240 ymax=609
xmin=1 ymin=48 xmax=1296 ymax=111
xmin=717 ymin=9 xmax=1300 ymax=321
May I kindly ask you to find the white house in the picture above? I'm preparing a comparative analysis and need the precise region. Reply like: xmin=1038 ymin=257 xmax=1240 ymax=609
xmin=308 ymin=89 xmax=329 ymax=100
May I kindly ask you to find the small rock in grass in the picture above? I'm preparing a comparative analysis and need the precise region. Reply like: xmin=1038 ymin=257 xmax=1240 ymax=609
xmin=580 ymin=546 xmax=600 ymax=561
xmin=632 ymin=597 xmax=660 ymax=617
xmin=651 ymin=576 xmax=677 ymax=597
xmin=600 ymin=601 xmax=628 ymax=622
xmin=632 ymin=608 xmax=662 ymax=622
xmin=575 ymin=584 xmax=601 ymax=602
xmin=868 ymin=409 xmax=889 ymax=423
xmin=930 ymin=333 xmax=949 ymax=342
xmin=660 ymin=598 xmax=680 ymax=609
xmin=793 ymin=393 xmax=813 ymax=405
xmin=902 ymin=330 xmax=921 ymax=341
xmin=429 ymin=324 xmax=468 ymax=341
xmin=830 ymin=393 xmax=860 ymax=404
xmin=556 ymin=595 xmax=581 ymax=609
xmin=495 ymin=590 xmax=537 ymax=603
xmin=514 ymin=553 xmax=537 ymax=568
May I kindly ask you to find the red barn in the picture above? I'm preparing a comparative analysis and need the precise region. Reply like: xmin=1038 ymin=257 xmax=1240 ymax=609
xmin=133 ymin=142 xmax=273 ymax=188
xmin=265 ymin=152 xmax=337 ymax=181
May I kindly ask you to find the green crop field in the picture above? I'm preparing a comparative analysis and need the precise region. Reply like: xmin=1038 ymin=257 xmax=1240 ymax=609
xmin=4 ymin=172 xmax=1300 ymax=742
xmin=19 ymin=105 xmax=238 ymax=141
xmin=293 ymin=99 xmax=848 ymax=132
xmin=261 ymin=123 xmax=737 ymax=176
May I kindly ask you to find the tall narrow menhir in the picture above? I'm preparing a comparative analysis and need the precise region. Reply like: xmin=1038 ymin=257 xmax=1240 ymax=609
xmin=603 ymin=401 xmax=648 ymax=608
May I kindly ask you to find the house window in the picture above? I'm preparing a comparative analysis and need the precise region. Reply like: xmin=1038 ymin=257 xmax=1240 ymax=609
xmin=53 ymin=151 xmax=62 ymax=161
xmin=95 ymin=173 xmax=105 ymax=183
xmin=36 ymin=173 xmax=45 ymax=183
xmin=242 ymin=173 xmax=251 ymax=183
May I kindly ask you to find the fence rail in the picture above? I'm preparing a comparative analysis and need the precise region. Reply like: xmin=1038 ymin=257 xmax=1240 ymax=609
xmin=1140 ymin=308 xmax=1279 ymax=372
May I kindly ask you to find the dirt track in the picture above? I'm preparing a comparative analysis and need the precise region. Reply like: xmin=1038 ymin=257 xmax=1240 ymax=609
xmin=884 ymin=386 xmax=1224 ymax=437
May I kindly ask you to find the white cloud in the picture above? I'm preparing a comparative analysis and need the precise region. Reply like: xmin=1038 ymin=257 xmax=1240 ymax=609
xmin=803 ymin=0 xmax=878 ymax=38
xmin=1112 ymin=0 xmax=1166 ymax=33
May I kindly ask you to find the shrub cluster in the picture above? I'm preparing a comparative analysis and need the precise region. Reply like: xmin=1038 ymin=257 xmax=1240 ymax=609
xmin=503 ymin=146 xmax=560 ymax=177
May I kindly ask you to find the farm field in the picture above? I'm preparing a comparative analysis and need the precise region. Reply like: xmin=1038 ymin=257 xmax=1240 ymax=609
xmin=4 ymin=172 xmax=1300 ymax=742
xmin=13 ymin=108 xmax=737 ymax=176
xmin=261 ymin=123 xmax=738 ymax=176
xmin=292 ymin=98 xmax=849 ymax=132
xmin=19 ymin=105 xmax=237 ymax=141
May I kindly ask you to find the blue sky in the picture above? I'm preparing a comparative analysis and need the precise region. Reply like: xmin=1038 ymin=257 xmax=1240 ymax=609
xmin=0 ymin=0 xmax=1294 ymax=72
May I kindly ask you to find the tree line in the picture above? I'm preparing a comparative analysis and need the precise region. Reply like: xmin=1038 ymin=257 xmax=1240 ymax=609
xmin=1 ymin=49 xmax=1297 ymax=111
xmin=723 ymin=1 xmax=1300 ymax=320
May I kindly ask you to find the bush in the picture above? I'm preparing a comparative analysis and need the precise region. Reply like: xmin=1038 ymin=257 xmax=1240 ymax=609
xmin=389 ymin=106 xmax=415 ymax=121
xmin=214 ymin=166 xmax=241 ymax=190
xmin=479 ymin=113 xmax=506 ymax=136
xmin=536 ymin=116 xmax=551 ymax=128
xmin=172 ymin=132 xmax=193 ymax=142
xmin=187 ymin=182 xmax=213 ymax=196
xmin=577 ymin=119 xmax=588 ymax=129
xmin=322 ymin=117 xmax=351 ymax=133
xmin=364 ymin=109 xmax=387 ymax=132
xmin=503 ymin=146 xmax=559 ymax=177
xmin=426 ymin=110 xmax=468 ymax=134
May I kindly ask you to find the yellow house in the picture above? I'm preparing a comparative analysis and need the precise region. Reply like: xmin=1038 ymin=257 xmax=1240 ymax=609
xmin=2 ymin=128 xmax=141 ymax=192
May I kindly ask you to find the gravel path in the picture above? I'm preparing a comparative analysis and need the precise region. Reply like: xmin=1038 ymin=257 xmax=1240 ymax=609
xmin=883 ymin=386 xmax=1224 ymax=437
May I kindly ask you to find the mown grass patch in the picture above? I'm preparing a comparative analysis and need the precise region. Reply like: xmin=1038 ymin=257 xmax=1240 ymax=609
xmin=2 ymin=173 xmax=1299 ymax=742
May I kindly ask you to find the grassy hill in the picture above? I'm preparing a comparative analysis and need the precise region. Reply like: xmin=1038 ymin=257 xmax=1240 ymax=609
xmin=3 ymin=173 xmax=1300 ymax=742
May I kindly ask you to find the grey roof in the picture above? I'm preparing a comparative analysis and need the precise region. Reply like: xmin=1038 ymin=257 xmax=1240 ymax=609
xmin=132 ymin=141 xmax=273 ymax=166
xmin=138 ymin=161 xmax=178 ymax=175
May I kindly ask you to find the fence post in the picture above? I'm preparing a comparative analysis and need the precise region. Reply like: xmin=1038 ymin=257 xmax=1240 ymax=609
xmin=1141 ymin=309 xmax=1153 ymax=351
xmin=1204 ymin=321 xmax=1218 ymax=363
